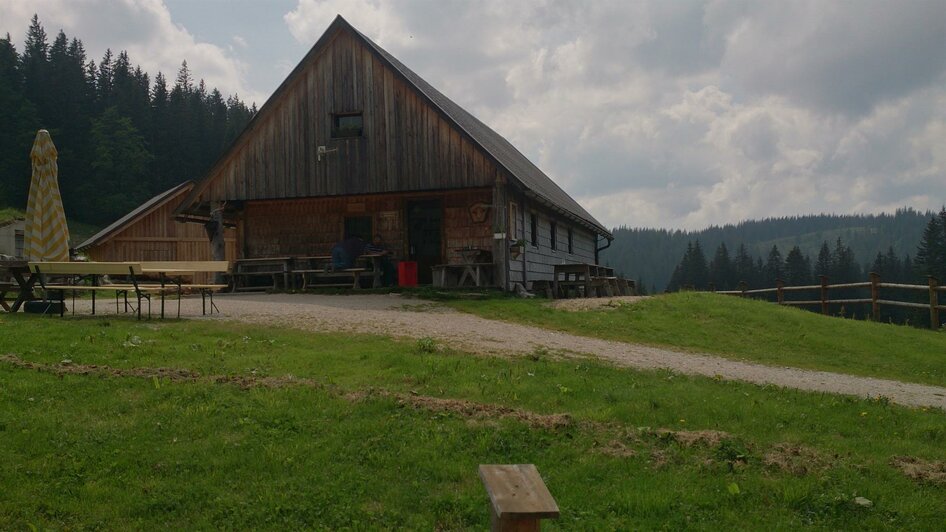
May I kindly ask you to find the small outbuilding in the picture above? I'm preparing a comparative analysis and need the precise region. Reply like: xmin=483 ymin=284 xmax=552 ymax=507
xmin=0 ymin=216 xmax=26 ymax=259
xmin=77 ymin=182 xmax=236 ymax=282
xmin=175 ymin=15 xmax=611 ymax=289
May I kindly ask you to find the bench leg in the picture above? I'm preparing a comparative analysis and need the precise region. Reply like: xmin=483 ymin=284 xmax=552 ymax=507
xmin=490 ymin=506 xmax=540 ymax=532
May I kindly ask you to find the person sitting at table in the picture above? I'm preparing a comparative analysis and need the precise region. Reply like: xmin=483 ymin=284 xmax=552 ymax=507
xmin=364 ymin=233 xmax=397 ymax=286
xmin=330 ymin=235 xmax=366 ymax=271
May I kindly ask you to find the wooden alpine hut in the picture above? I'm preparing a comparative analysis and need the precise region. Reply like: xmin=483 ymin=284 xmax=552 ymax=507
xmin=174 ymin=15 xmax=612 ymax=290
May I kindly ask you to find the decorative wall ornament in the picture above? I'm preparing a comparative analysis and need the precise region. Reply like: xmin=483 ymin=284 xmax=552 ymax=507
xmin=469 ymin=202 xmax=491 ymax=223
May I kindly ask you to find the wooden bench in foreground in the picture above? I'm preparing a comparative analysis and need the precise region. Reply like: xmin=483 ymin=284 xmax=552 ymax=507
xmin=28 ymin=261 xmax=229 ymax=319
xmin=479 ymin=464 xmax=559 ymax=531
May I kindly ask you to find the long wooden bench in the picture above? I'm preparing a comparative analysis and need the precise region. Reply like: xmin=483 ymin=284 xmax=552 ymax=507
xmin=293 ymin=255 xmax=382 ymax=289
xmin=231 ymin=257 xmax=291 ymax=291
xmin=30 ymin=262 xmax=152 ymax=319
xmin=140 ymin=261 xmax=229 ymax=317
xmin=29 ymin=261 xmax=230 ymax=319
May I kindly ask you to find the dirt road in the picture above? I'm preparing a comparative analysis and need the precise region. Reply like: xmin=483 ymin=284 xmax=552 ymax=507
xmin=72 ymin=292 xmax=946 ymax=410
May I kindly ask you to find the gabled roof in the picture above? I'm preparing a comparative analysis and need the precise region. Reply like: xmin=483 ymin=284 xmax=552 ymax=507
xmin=0 ymin=217 xmax=24 ymax=229
xmin=77 ymin=181 xmax=193 ymax=251
xmin=179 ymin=15 xmax=611 ymax=238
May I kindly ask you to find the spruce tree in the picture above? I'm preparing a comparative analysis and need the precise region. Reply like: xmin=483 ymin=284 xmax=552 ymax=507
xmin=784 ymin=246 xmax=811 ymax=285
xmin=734 ymin=244 xmax=755 ymax=288
xmin=708 ymin=243 xmax=734 ymax=290
xmin=763 ymin=245 xmax=783 ymax=285
xmin=689 ymin=240 xmax=709 ymax=289
xmin=916 ymin=208 xmax=946 ymax=281
xmin=815 ymin=241 xmax=832 ymax=279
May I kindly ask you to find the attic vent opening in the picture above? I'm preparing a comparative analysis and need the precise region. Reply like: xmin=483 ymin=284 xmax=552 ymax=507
xmin=332 ymin=112 xmax=363 ymax=138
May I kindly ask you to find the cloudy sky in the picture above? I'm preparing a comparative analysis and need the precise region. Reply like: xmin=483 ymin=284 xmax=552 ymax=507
xmin=3 ymin=0 xmax=946 ymax=230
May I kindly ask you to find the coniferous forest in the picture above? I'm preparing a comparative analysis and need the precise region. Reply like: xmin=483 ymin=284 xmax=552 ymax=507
xmin=602 ymin=209 xmax=945 ymax=293
xmin=0 ymin=15 xmax=256 ymax=227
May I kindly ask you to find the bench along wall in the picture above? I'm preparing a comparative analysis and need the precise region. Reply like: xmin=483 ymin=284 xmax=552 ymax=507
xmin=240 ymin=189 xmax=492 ymax=263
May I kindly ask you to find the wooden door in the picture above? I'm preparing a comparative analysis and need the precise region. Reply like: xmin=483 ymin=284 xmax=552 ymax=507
xmin=406 ymin=199 xmax=442 ymax=284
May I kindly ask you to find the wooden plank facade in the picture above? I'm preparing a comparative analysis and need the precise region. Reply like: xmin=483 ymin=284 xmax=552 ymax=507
xmin=77 ymin=183 xmax=236 ymax=283
xmin=176 ymin=16 xmax=610 ymax=290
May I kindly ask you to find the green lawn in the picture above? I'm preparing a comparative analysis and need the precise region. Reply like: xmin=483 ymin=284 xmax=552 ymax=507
xmin=447 ymin=292 xmax=946 ymax=387
xmin=1 ymin=314 xmax=945 ymax=529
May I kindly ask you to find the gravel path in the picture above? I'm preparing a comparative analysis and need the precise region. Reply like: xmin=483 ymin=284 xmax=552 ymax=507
xmin=73 ymin=292 xmax=946 ymax=410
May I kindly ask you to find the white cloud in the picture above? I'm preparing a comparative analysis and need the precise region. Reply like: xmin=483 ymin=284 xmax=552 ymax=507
xmin=0 ymin=0 xmax=267 ymax=105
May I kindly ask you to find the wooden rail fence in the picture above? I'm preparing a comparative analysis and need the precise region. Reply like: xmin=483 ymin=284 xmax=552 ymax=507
xmin=716 ymin=274 xmax=945 ymax=330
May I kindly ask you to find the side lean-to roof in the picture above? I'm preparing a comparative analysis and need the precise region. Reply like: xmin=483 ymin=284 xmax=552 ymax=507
xmin=77 ymin=181 xmax=193 ymax=251
xmin=177 ymin=15 xmax=611 ymax=238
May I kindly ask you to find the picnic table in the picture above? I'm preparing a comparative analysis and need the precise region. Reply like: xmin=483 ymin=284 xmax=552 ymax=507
xmin=233 ymin=254 xmax=386 ymax=291
xmin=293 ymin=253 xmax=385 ymax=289
xmin=21 ymin=261 xmax=228 ymax=319
xmin=432 ymin=263 xmax=495 ymax=288
xmin=552 ymin=263 xmax=619 ymax=298
xmin=230 ymin=257 xmax=293 ymax=291
xmin=0 ymin=260 xmax=33 ymax=312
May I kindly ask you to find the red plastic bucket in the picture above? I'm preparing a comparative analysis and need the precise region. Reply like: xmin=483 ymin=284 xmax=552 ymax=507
xmin=398 ymin=261 xmax=418 ymax=287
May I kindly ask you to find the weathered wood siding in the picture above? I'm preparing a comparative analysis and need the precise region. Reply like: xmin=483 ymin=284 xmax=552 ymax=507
xmin=85 ymin=190 xmax=236 ymax=283
xmin=522 ymin=200 xmax=596 ymax=287
xmin=242 ymin=189 xmax=492 ymax=262
xmin=195 ymin=30 xmax=500 ymax=205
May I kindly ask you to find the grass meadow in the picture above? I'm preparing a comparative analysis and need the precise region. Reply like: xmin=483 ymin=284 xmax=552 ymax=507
xmin=448 ymin=292 xmax=946 ymax=386
xmin=1 ymin=311 xmax=945 ymax=529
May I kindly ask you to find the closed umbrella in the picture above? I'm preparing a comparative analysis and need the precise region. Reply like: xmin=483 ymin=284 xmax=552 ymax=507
xmin=24 ymin=129 xmax=70 ymax=262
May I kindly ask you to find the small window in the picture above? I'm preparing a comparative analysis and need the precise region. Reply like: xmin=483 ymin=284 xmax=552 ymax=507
xmin=14 ymin=230 xmax=24 ymax=259
xmin=567 ymin=228 xmax=573 ymax=254
xmin=344 ymin=216 xmax=372 ymax=241
xmin=529 ymin=214 xmax=537 ymax=246
xmin=550 ymin=221 xmax=557 ymax=251
xmin=332 ymin=112 xmax=363 ymax=138
xmin=508 ymin=202 xmax=519 ymax=239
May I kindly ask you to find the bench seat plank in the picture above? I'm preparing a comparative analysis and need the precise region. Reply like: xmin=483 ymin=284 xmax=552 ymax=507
xmin=479 ymin=464 xmax=559 ymax=520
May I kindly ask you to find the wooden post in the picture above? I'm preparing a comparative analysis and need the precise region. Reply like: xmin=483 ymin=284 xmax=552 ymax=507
xmin=479 ymin=464 xmax=559 ymax=532
xmin=738 ymin=281 xmax=747 ymax=297
xmin=492 ymin=181 xmax=509 ymax=291
xmin=869 ymin=272 xmax=880 ymax=320
xmin=929 ymin=276 xmax=939 ymax=330
xmin=820 ymin=275 xmax=829 ymax=315
xmin=776 ymin=278 xmax=784 ymax=305
xmin=207 ymin=202 xmax=227 ymax=285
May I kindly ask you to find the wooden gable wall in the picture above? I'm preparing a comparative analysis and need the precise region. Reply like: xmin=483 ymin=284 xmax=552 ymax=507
xmin=85 ymin=188 xmax=236 ymax=282
xmin=196 ymin=29 xmax=502 ymax=205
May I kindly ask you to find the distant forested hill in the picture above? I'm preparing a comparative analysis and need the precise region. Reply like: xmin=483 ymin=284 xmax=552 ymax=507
xmin=0 ymin=15 xmax=256 ymax=228
xmin=601 ymin=209 xmax=937 ymax=292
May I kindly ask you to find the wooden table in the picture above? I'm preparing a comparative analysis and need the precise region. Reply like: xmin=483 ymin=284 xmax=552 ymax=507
xmin=433 ymin=263 xmax=495 ymax=288
xmin=293 ymin=253 xmax=384 ymax=289
xmin=0 ymin=260 xmax=34 ymax=312
xmin=552 ymin=263 xmax=617 ymax=298
xmin=139 ymin=261 xmax=229 ymax=318
xmin=231 ymin=257 xmax=292 ymax=291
